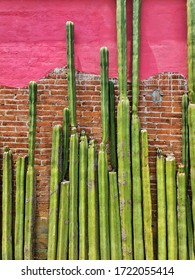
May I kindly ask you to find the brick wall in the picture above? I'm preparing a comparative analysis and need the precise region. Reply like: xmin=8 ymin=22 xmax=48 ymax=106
xmin=0 ymin=67 xmax=187 ymax=259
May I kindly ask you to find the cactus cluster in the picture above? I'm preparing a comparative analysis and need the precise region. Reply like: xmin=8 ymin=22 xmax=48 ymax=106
xmin=1 ymin=0 xmax=195 ymax=260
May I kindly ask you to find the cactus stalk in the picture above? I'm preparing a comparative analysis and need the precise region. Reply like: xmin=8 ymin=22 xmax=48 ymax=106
xmin=88 ymin=139 xmax=99 ymax=260
xmin=156 ymin=149 xmax=167 ymax=260
xmin=98 ymin=143 xmax=110 ymax=259
xmin=66 ymin=21 xmax=76 ymax=127
xmin=47 ymin=124 xmax=63 ymax=260
xmin=62 ymin=108 xmax=70 ymax=179
xmin=56 ymin=181 xmax=70 ymax=260
xmin=24 ymin=81 xmax=37 ymax=260
xmin=100 ymin=47 xmax=109 ymax=144
xmin=68 ymin=127 xmax=79 ymax=260
xmin=117 ymin=99 xmax=132 ymax=259
xmin=109 ymin=172 xmax=122 ymax=260
xmin=15 ymin=156 xmax=27 ymax=260
xmin=177 ymin=164 xmax=187 ymax=260
xmin=186 ymin=195 xmax=195 ymax=260
xmin=2 ymin=148 xmax=13 ymax=260
xmin=109 ymin=81 xmax=117 ymax=170
xmin=79 ymin=130 xmax=88 ymax=260
xmin=166 ymin=155 xmax=177 ymax=260
xmin=182 ymin=93 xmax=189 ymax=187
xmin=141 ymin=129 xmax=153 ymax=260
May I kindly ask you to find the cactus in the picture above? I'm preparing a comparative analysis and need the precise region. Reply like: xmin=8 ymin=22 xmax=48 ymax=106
xmin=62 ymin=108 xmax=70 ymax=179
xmin=188 ymin=103 xmax=195 ymax=243
xmin=109 ymin=81 xmax=117 ymax=170
xmin=116 ymin=0 xmax=132 ymax=260
xmin=24 ymin=81 xmax=37 ymax=260
xmin=177 ymin=164 xmax=187 ymax=260
xmin=109 ymin=172 xmax=122 ymax=260
xmin=66 ymin=21 xmax=76 ymax=127
xmin=182 ymin=93 xmax=189 ymax=187
xmin=166 ymin=155 xmax=177 ymax=260
xmin=79 ymin=130 xmax=88 ymax=260
xmin=15 ymin=156 xmax=27 ymax=260
xmin=187 ymin=0 xmax=195 ymax=103
xmin=100 ymin=47 xmax=109 ymax=144
xmin=186 ymin=195 xmax=195 ymax=260
xmin=132 ymin=114 xmax=144 ymax=260
xmin=68 ymin=127 xmax=79 ymax=260
xmin=156 ymin=149 xmax=167 ymax=260
xmin=131 ymin=0 xmax=144 ymax=260
xmin=141 ymin=129 xmax=154 ymax=260
xmin=98 ymin=143 xmax=110 ymax=259
xmin=57 ymin=181 xmax=70 ymax=260
xmin=47 ymin=124 xmax=63 ymax=260
xmin=88 ymin=139 xmax=99 ymax=260
xmin=2 ymin=147 xmax=13 ymax=260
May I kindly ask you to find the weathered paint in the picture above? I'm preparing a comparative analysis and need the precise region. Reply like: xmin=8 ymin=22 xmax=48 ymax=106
xmin=0 ymin=0 xmax=187 ymax=87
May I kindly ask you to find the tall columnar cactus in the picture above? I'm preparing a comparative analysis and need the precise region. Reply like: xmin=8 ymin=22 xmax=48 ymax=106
xmin=79 ymin=130 xmax=88 ymax=260
xmin=15 ymin=156 xmax=27 ymax=260
xmin=156 ymin=149 xmax=167 ymax=260
xmin=166 ymin=155 xmax=178 ymax=260
xmin=2 ymin=147 xmax=13 ymax=260
xmin=24 ymin=81 xmax=37 ymax=260
xmin=109 ymin=172 xmax=122 ymax=260
xmin=47 ymin=124 xmax=63 ymax=260
xmin=57 ymin=181 xmax=70 ymax=260
xmin=131 ymin=0 xmax=144 ymax=260
xmin=62 ymin=108 xmax=70 ymax=179
xmin=187 ymin=0 xmax=195 ymax=103
xmin=182 ymin=93 xmax=189 ymax=187
xmin=100 ymin=47 xmax=109 ymax=144
xmin=69 ymin=127 xmax=79 ymax=260
xmin=66 ymin=21 xmax=76 ymax=127
xmin=116 ymin=0 xmax=132 ymax=260
xmin=188 ymin=104 xmax=195 ymax=242
xmin=109 ymin=81 xmax=117 ymax=171
xmin=141 ymin=129 xmax=154 ymax=260
xmin=177 ymin=164 xmax=187 ymax=260
xmin=186 ymin=195 xmax=195 ymax=260
xmin=98 ymin=143 xmax=110 ymax=260
xmin=88 ymin=139 xmax=99 ymax=260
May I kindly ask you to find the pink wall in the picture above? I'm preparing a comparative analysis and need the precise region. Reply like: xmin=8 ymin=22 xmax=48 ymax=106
xmin=0 ymin=0 xmax=187 ymax=88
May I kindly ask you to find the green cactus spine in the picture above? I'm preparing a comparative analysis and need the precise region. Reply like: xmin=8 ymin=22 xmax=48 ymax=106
xmin=15 ymin=156 xmax=27 ymax=260
xmin=188 ymin=103 xmax=195 ymax=243
xmin=2 ymin=148 xmax=13 ymax=260
xmin=141 ymin=129 xmax=154 ymax=260
xmin=88 ymin=139 xmax=99 ymax=260
xmin=177 ymin=164 xmax=187 ymax=260
xmin=69 ymin=127 xmax=79 ymax=260
xmin=109 ymin=172 xmax=122 ymax=260
xmin=62 ymin=108 xmax=70 ymax=179
xmin=116 ymin=0 xmax=132 ymax=260
xmin=57 ymin=181 xmax=70 ymax=260
xmin=79 ymin=130 xmax=88 ymax=260
xmin=166 ymin=155 xmax=178 ymax=260
xmin=24 ymin=81 xmax=37 ymax=260
xmin=186 ymin=195 xmax=195 ymax=260
xmin=100 ymin=47 xmax=109 ymax=144
xmin=98 ymin=143 xmax=110 ymax=260
xmin=47 ymin=124 xmax=63 ymax=260
xmin=66 ymin=21 xmax=76 ymax=127
xmin=182 ymin=93 xmax=189 ymax=187
xmin=156 ymin=149 xmax=167 ymax=260
xmin=109 ymin=81 xmax=117 ymax=170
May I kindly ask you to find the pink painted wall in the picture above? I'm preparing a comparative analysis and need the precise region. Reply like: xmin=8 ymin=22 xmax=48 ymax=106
xmin=0 ymin=0 xmax=187 ymax=87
